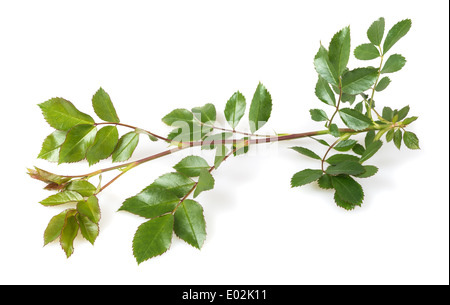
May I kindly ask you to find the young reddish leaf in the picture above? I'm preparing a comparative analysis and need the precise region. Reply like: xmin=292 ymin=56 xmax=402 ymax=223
xmin=60 ymin=212 xmax=79 ymax=258
xmin=44 ymin=210 xmax=70 ymax=246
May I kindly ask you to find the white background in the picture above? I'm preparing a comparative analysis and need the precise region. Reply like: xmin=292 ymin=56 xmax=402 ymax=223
xmin=0 ymin=0 xmax=448 ymax=285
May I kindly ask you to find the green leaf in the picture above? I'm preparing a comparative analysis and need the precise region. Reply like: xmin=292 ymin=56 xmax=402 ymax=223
xmin=360 ymin=140 xmax=383 ymax=163
xmin=334 ymin=192 xmax=358 ymax=210
xmin=44 ymin=210 xmax=69 ymax=246
xmin=167 ymin=122 xmax=212 ymax=143
xmin=86 ymin=126 xmax=119 ymax=165
xmin=290 ymin=146 xmax=321 ymax=160
xmin=118 ymin=185 xmax=180 ymax=219
xmin=331 ymin=175 xmax=364 ymax=205
xmin=59 ymin=124 xmax=97 ymax=164
xmin=92 ymin=87 xmax=120 ymax=123
xmin=339 ymin=108 xmax=372 ymax=130
xmin=329 ymin=123 xmax=340 ymax=137
xmin=174 ymin=200 xmax=206 ymax=249
xmin=397 ymin=105 xmax=410 ymax=121
xmin=192 ymin=103 xmax=216 ymax=124
xmin=382 ymin=107 xmax=394 ymax=121
xmin=76 ymin=213 xmax=99 ymax=245
xmin=328 ymin=26 xmax=351 ymax=76
xmin=352 ymin=143 xmax=365 ymax=155
xmin=326 ymin=153 xmax=360 ymax=165
xmin=291 ymin=169 xmax=323 ymax=187
xmin=334 ymin=139 xmax=357 ymax=152
xmin=40 ymin=190 xmax=83 ymax=206
xmin=214 ymin=144 xmax=229 ymax=169
xmin=309 ymin=109 xmax=329 ymax=122
xmin=393 ymin=129 xmax=403 ymax=149
xmin=355 ymin=165 xmax=378 ymax=178
xmin=66 ymin=180 xmax=97 ymax=197
xmin=315 ymin=76 xmax=336 ymax=106
xmin=201 ymin=132 xmax=233 ymax=150
xmin=354 ymin=43 xmax=380 ymax=60
xmin=152 ymin=172 xmax=195 ymax=198
xmin=381 ymin=54 xmax=406 ymax=73
xmin=112 ymin=131 xmax=139 ymax=162
xmin=133 ymin=214 xmax=174 ymax=264
xmin=173 ymin=156 xmax=210 ymax=177
xmin=341 ymin=67 xmax=378 ymax=95
xmin=386 ymin=129 xmax=395 ymax=142
xmin=383 ymin=19 xmax=412 ymax=54
xmin=375 ymin=77 xmax=391 ymax=92
xmin=193 ymin=169 xmax=215 ymax=198
xmin=365 ymin=130 xmax=376 ymax=148
xmin=161 ymin=109 xmax=193 ymax=127
xmin=60 ymin=213 xmax=79 ymax=258
xmin=38 ymin=130 xmax=67 ymax=162
xmin=77 ymin=195 xmax=101 ymax=223
xmin=402 ymin=116 xmax=418 ymax=126
xmin=248 ymin=82 xmax=272 ymax=133
xmin=367 ymin=17 xmax=385 ymax=46
xmin=403 ymin=131 xmax=420 ymax=149
xmin=38 ymin=98 xmax=95 ymax=131
xmin=224 ymin=91 xmax=246 ymax=129
xmin=318 ymin=174 xmax=333 ymax=189
xmin=314 ymin=44 xmax=339 ymax=86
xmin=326 ymin=161 xmax=366 ymax=176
